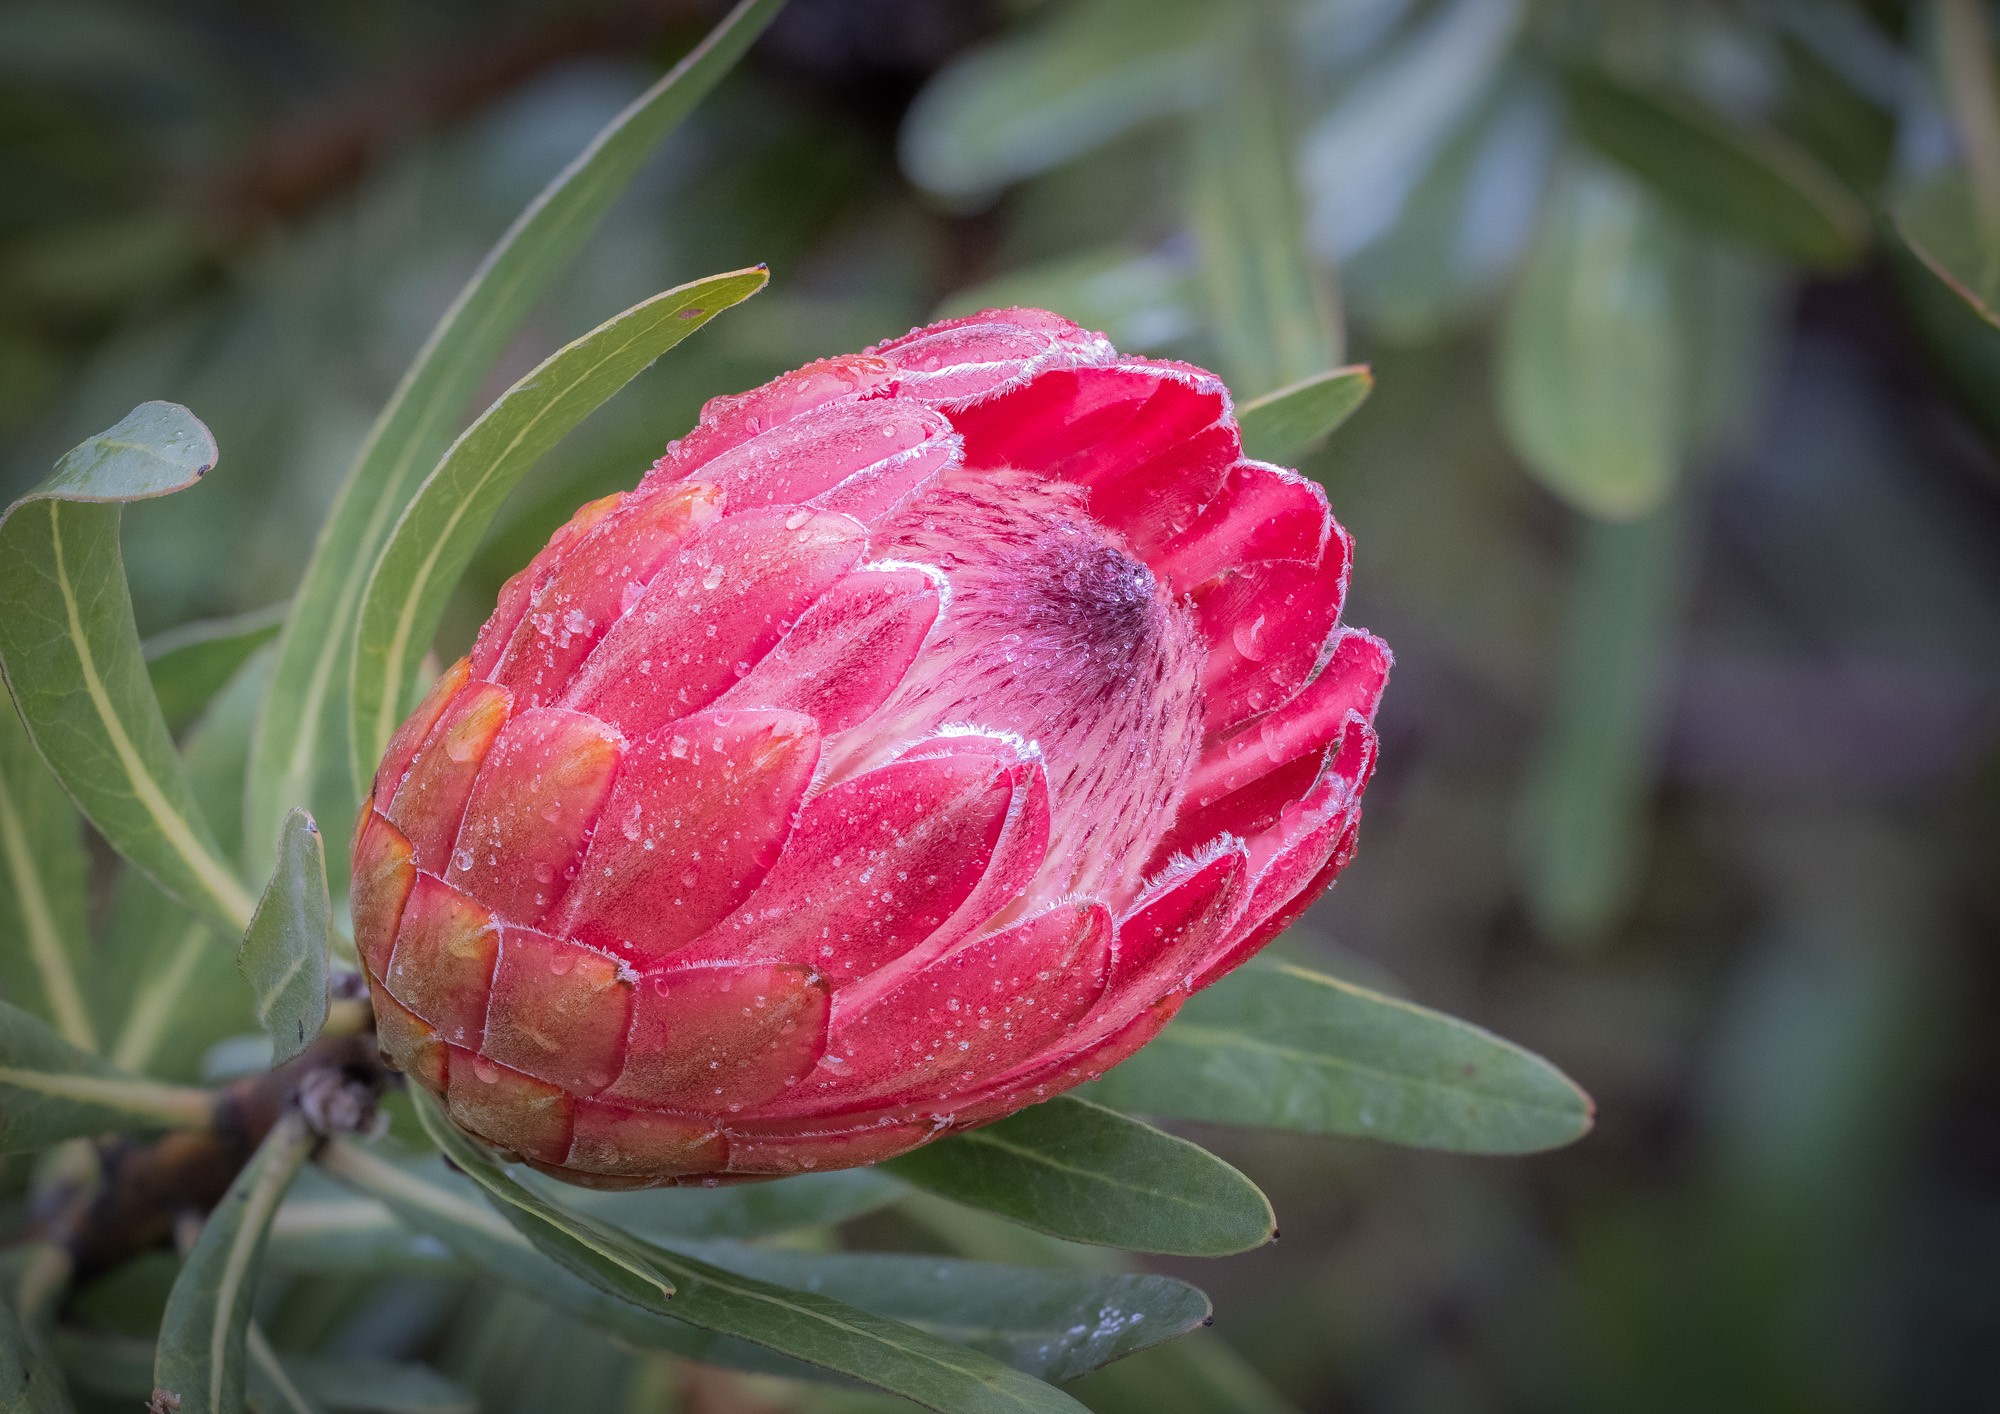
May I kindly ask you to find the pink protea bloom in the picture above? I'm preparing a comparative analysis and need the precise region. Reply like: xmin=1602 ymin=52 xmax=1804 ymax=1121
xmin=353 ymin=308 xmax=1389 ymax=1187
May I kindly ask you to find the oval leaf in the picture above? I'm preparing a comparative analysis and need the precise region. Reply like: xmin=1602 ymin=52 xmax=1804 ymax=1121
xmin=144 ymin=603 xmax=287 ymax=737
xmin=246 ymin=0 xmax=786 ymax=879
xmin=0 ymin=678 xmax=95 ymax=1052
xmin=0 ymin=403 xmax=255 ymax=934
xmin=1562 ymin=65 xmax=1868 ymax=270
xmin=347 ymin=267 xmax=768 ymax=783
xmin=885 ymin=1096 xmax=1275 ymax=1257
xmin=1237 ymin=366 xmax=1373 ymax=464
xmin=154 ymin=1111 xmax=317 ymax=1414
xmin=0 ymin=998 xmax=212 ymax=1151
xmin=1087 ymin=959 xmax=1595 ymax=1153
xmin=561 ymin=1169 xmax=904 ymax=1242
xmin=237 ymin=809 xmax=332 ymax=1065
xmin=1498 ymin=162 xmax=1683 ymax=519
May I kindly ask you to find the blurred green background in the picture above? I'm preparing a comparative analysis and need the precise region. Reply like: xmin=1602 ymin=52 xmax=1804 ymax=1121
xmin=3 ymin=0 xmax=1997 ymax=1409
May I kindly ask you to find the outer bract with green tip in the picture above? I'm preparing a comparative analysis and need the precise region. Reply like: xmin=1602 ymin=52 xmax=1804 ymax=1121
xmin=354 ymin=308 xmax=1389 ymax=1187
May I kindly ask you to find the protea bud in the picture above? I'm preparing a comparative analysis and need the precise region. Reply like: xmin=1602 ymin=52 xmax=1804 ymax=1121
xmin=354 ymin=308 xmax=1389 ymax=1187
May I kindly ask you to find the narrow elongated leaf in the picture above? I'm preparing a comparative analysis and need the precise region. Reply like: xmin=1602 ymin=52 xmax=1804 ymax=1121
xmin=237 ymin=809 xmax=332 ymax=1065
xmin=408 ymin=1091 xmax=676 ymax=1312
xmin=348 ymin=268 xmax=767 ymax=782
xmin=1237 ymin=366 xmax=1373 ymax=464
xmin=1894 ymin=168 xmax=2000 ymax=331
xmin=1189 ymin=20 xmax=1340 ymax=397
xmin=247 ymin=0 xmax=785 ymax=876
xmin=315 ymin=1141 xmax=816 ymax=1383
xmin=1517 ymin=494 xmax=1693 ymax=945
xmin=900 ymin=0 xmax=1219 ymax=199
xmin=665 ymin=1238 xmax=1209 ymax=1383
xmin=1086 ymin=958 xmax=1594 ymax=1152
xmin=561 ymin=1168 xmax=904 ymax=1240
xmin=144 ymin=603 xmax=287 ymax=736
xmin=0 ymin=679 xmax=95 ymax=1052
xmin=412 ymin=1111 xmax=1087 ymax=1412
xmin=0 ymin=1291 xmax=73 ymax=1414
xmin=0 ymin=998 xmax=212 ymax=1150
xmin=154 ymin=1111 xmax=317 ymax=1414
xmin=267 ymin=1187 xmax=465 ymax=1276
xmin=1498 ymin=162 xmax=1683 ymax=519
xmin=1563 ymin=66 xmax=1867 ymax=269
xmin=1073 ymin=1330 xmax=1303 ymax=1414
xmin=0 ymin=404 xmax=255 ymax=934
xmin=246 ymin=1325 xmax=327 ymax=1414
xmin=885 ymin=1097 xmax=1275 ymax=1257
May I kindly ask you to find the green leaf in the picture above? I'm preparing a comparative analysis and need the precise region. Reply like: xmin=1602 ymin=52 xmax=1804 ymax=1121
xmin=1894 ymin=167 xmax=2000 ymax=331
xmin=237 ymin=809 xmax=332 ymax=1065
xmin=1498 ymin=162 xmax=1683 ymax=520
xmin=326 ymin=1144 xmax=1088 ymax=1408
xmin=1188 ymin=19 xmax=1341 ymax=397
xmin=900 ymin=0 xmax=1220 ymax=199
xmin=144 ymin=603 xmax=287 ymax=737
xmin=246 ymin=1325 xmax=327 ymax=1414
xmin=410 ymin=1090 xmax=677 ymax=1312
xmin=267 ymin=1182 xmax=465 ymax=1277
xmin=1562 ymin=65 xmax=1867 ymax=270
xmin=663 ymin=1238 xmax=1210 ymax=1383
xmin=1516 ymin=494 xmax=1693 ymax=945
xmin=347 ymin=267 xmax=768 ymax=783
xmin=0 ymin=403 xmax=255 ymax=934
xmin=0 ymin=1290 xmax=74 ymax=1414
xmin=885 ymin=1096 xmax=1275 ymax=1257
xmin=935 ymin=246 xmax=1197 ymax=354
xmin=0 ymin=678 xmax=95 ymax=1052
xmin=562 ymin=1168 xmax=904 ymax=1241
xmin=0 ymin=997 xmax=212 ymax=1151
xmin=154 ymin=1111 xmax=316 ymax=1414
xmin=1237 ymin=366 xmax=1373 ymax=464
xmin=315 ymin=1142 xmax=814 ymax=1383
xmin=1085 ymin=958 xmax=1594 ymax=1152
xmin=1072 ymin=1330 xmax=1302 ymax=1414
xmin=245 ymin=0 xmax=786 ymax=880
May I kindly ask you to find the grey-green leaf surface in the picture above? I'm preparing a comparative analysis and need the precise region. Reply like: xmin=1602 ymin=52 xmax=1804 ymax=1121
xmin=245 ymin=0 xmax=786 ymax=877
xmin=663 ymin=1238 xmax=1209 ymax=1383
xmin=315 ymin=1141 xmax=817 ymax=1383
xmin=561 ymin=1168 xmax=904 ymax=1241
xmin=1189 ymin=21 xmax=1341 ymax=398
xmin=1516 ymin=495 xmax=1693 ymax=947
xmin=1237 ymin=366 xmax=1374 ymax=464
xmin=1085 ymin=959 xmax=1594 ymax=1152
xmin=0 ymin=678 xmax=95 ymax=1052
xmin=246 ymin=1325 xmax=326 ymax=1414
xmin=0 ymin=403 xmax=255 ymax=935
xmin=409 ymin=1090 xmax=677 ymax=1313
xmin=154 ymin=1111 xmax=317 ymax=1414
xmin=1563 ymin=66 xmax=1867 ymax=270
xmin=1894 ymin=167 xmax=2000 ymax=331
xmin=347 ymin=267 xmax=767 ymax=783
xmin=1498 ymin=162 xmax=1684 ymax=520
xmin=900 ymin=0 xmax=1220 ymax=199
xmin=0 ymin=1290 xmax=73 ymax=1414
xmin=237 ymin=809 xmax=332 ymax=1065
xmin=0 ymin=997 xmax=212 ymax=1151
xmin=266 ymin=1185 xmax=465 ymax=1276
xmin=144 ymin=603 xmax=287 ymax=737
xmin=885 ymin=1097 xmax=1275 ymax=1257
xmin=334 ymin=1136 xmax=1086 ymax=1411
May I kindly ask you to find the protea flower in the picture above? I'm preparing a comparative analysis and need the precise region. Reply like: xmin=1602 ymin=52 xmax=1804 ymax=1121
xmin=353 ymin=308 xmax=1389 ymax=1187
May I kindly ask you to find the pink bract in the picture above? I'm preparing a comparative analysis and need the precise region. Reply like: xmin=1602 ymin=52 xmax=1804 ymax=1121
xmin=354 ymin=307 xmax=1390 ymax=1187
